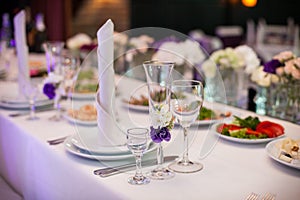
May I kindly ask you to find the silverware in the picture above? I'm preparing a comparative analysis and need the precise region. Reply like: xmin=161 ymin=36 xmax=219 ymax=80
xmin=245 ymin=193 xmax=259 ymax=200
xmin=47 ymin=136 xmax=69 ymax=145
xmin=262 ymin=193 xmax=276 ymax=200
xmin=94 ymin=155 xmax=178 ymax=178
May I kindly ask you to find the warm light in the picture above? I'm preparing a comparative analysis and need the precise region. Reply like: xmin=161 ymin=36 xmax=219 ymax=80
xmin=242 ymin=0 xmax=257 ymax=7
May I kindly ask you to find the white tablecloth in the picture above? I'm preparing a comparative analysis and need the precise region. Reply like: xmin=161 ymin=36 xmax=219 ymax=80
xmin=0 ymin=76 xmax=300 ymax=200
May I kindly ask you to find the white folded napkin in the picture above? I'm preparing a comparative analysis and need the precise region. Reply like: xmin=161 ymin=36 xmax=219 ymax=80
xmin=96 ymin=19 xmax=125 ymax=146
xmin=13 ymin=10 xmax=30 ymax=97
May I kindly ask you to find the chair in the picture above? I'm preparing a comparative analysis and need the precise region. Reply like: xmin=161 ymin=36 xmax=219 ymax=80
xmin=255 ymin=18 xmax=299 ymax=62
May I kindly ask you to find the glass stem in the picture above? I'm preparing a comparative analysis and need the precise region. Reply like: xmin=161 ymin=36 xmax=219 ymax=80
xmin=156 ymin=142 xmax=163 ymax=169
xmin=182 ymin=127 xmax=190 ymax=164
xmin=54 ymin=97 xmax=61 ymax=119
xmin=29 ymin=99 xmax=35 ymax=119
xmin=135 ymin=154 xmax=143 ymax=179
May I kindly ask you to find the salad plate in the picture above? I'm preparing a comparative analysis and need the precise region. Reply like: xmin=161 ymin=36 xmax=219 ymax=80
xmin=266 ymin=138 xmax=300 ymax=170
xmin=64 ymin=136 xmax=156 ymax=160
xmin=211 ymin=120 xmax=285 ymax=144
xmin=122 ymin=101 xmax=149 ymax=112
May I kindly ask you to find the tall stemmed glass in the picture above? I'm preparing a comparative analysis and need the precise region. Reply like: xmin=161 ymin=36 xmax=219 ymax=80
xmin=126 ymin=128 xmax=150 ymax=185
xmin=43 ymin=41 xmax=65 ymax=121
xmin=169 ymin=80 xmax=204 ymax=173
xmin=23 ymin=81 xmax=40 ymax=120
xmin=143 ymin=60 xmax=175 ymax=180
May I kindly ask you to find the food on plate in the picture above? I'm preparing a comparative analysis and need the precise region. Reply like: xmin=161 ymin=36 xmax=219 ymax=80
xmin=74 ymin=68 xmax=98 ymax=93
xmin=67 ymin=104 xmax=97 ymax=121
xmin=276 ymin=137 xmax=300 ymax=163
xmin=197 ymin=107 xmax=231 ymax=120
xmin=216 ymin=116 xmax=285 ymax=139
xmin=124 ymin=94 xmax=149 ymax=106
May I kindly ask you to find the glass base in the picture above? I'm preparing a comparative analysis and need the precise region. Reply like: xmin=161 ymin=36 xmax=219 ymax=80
xmin=128 ymin=175 xmax=150 ymax=185
xmin=49 ymin=114 xmax=62 ymax=121
xmin=168 ymin=160 xmax=203 ymax=173
xmin=147 ymin=167 xmax=175 ymax=180
xmin=27 ymin=116 xmax=39 ymax=121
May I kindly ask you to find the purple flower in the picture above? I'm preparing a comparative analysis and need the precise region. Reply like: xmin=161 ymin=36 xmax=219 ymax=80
xmin=43 ymin=83 xmax=56 ymax=99
xmin=150 ymin=126 xmax=171 ymax=143
xmin=263 ymin=59 xmax=282 ymax=74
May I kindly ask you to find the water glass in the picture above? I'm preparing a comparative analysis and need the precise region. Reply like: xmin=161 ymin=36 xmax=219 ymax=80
xmin=24 ymin=82 xmax=40 ymax=120
xmin=126 ymin=128 xmax=150 ymax=185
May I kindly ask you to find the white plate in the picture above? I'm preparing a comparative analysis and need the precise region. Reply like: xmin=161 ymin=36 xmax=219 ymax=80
xmin=62 ymin=112 xmax=97 ymax=126
xmin=0 ymin=98 xmax=53 ymax=109
xmin=211 ymin=123 xmax=285 ymax=144
xmin=123 ymin=102 xmax=149 ymax=112
xmin=265 ymin=138 xmax=300 ymax=170
xmin=0 ymin=94 xmax=50 ymax=104
xmin=71 ymin=133 xmax=129 ymax=155
xmin=64 ymin=136 xmax=156 ymax=160
xmin=71 ymin=92 xmax=96 ymax=100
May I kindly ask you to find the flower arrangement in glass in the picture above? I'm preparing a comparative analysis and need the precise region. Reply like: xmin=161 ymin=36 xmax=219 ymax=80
xmin=201 ymin=45 xmax=260 ymax=106
xmin=262 ymin=51 xmax=300 ymax=122
xmin=43 ymin=72 xmax=65 ymax=120
xmin=143 ymin=60 xmax=175 ymax=180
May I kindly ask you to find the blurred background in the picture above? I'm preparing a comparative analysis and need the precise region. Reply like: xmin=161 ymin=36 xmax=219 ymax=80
xmin=1 ymin=0 xmax=299 ymax=41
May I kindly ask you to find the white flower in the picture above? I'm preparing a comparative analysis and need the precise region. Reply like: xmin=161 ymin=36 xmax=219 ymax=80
xmin=43 ymin=72 xmax=63 ymax=84
xmin=152 ymin=39 xmax=205 ymax=66
xmin=202 ymin=59 xmax=217 ymax=78
xmin=128 ymin=35 xmax=154 ymax=53
xmin=234 ymin=45 xmax=260 ymax=74
xmin=152 ymin=42 xmax=185 ymax=65
xmin=66 ymin=33 xmax=92 ymax=50
xmin=150 ymin=104 xmax=172 ymax=129
xmin=251 ymin=66 xmax=279 ymax=87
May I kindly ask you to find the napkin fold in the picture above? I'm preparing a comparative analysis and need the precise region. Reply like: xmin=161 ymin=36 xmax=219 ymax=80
xmin=13 ymin=10 xmax=30 ymax=97
xmin=96 ymin=19 xmax=125 ymax=146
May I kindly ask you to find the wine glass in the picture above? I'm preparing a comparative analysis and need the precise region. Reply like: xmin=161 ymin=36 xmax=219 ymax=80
xmin=23 ymin=82 xmax=40 ymax=120
xmin=61 ymin=51 xmax=80 ymax=103
xmin=126 ymin=128 xmax=150 ymax=185
xmin=168 ymin=80 xmax=204 ymax=173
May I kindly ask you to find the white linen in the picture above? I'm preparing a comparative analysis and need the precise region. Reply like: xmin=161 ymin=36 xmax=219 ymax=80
xmin=96 ymin=19 xmax=126 ymax=146
xmin=13 ymin=10 xmax=30 ymax=96
xmin=0 ymin=76 xmax=300 ymax=200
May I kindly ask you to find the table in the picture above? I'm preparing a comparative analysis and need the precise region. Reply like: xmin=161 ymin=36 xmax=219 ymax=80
xmin=0 ymin=76 xmax=300 ymax=200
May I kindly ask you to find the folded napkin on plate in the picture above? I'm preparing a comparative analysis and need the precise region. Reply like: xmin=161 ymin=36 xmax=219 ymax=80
xmin=96 ymin=19 xmax=126 ymax=146
xmin=13 ymin=10 xmax=30 ymax=97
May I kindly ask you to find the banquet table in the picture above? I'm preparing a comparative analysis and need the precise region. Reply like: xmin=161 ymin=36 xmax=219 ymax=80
xmin=0 ymin=75 xmax=300 ymax=200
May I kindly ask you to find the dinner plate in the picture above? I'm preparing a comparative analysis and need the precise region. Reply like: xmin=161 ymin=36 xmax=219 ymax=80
xmin=123 ymin=102 xmax=149 ymax=112
xmin=265 ymin=138 xmax=300 ymax=170
xmin=0 ymin=96 xmax=53 ymax=109
xmin=71 ymin=133 xmax=130 ymax=155
xmin=71 ymin=92 xmax=96 ymax=100
xmin=62 ymin=112 xmax=97 ymax=126
xmin=211 ymin=123 xmax=285 ymax=144
xmin=64 ymin=136 xmax=156 ymax=160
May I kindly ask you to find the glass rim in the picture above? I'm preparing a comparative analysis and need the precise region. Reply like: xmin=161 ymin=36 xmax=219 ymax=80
xmin=172 ymin=79 xmax=203 ymax=86
xmin=143 ymin=60 xmax=175 ymax=66
xmin=127 ymin=127 xmax=149 ymax=135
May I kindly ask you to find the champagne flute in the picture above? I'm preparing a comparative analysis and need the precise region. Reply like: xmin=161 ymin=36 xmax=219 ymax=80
xmin=24 ymin=82 xmax=40 ymax=120
xmin=126 ymin=128 xmax=150 ymax=185
xmin=168 ymin=80 xmax=204 ymax=173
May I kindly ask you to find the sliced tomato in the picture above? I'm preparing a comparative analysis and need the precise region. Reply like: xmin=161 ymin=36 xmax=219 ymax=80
xmin=256 ymin=121 xmax=284 ymax=138
xmin=216 ymin=123 xmax=241 ymax=133
xmin=245 ymin=128 xmax=261 ymax=136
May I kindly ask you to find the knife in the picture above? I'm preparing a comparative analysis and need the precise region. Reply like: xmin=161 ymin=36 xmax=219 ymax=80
xmin=94 ymin=155 xmax=178 ymax=178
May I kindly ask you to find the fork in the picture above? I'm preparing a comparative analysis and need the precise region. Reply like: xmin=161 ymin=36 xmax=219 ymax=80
xmin=262 ymin=193 xmax=276 ymax=200
xmin=47 ymin=136 xmax=69 ymax=145
xmin=245 ymin=192 xmax=259 ymax=200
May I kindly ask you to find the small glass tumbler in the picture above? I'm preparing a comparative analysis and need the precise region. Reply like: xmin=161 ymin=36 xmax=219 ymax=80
xmin=126 ymin=128 xmax=150 ymax=185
